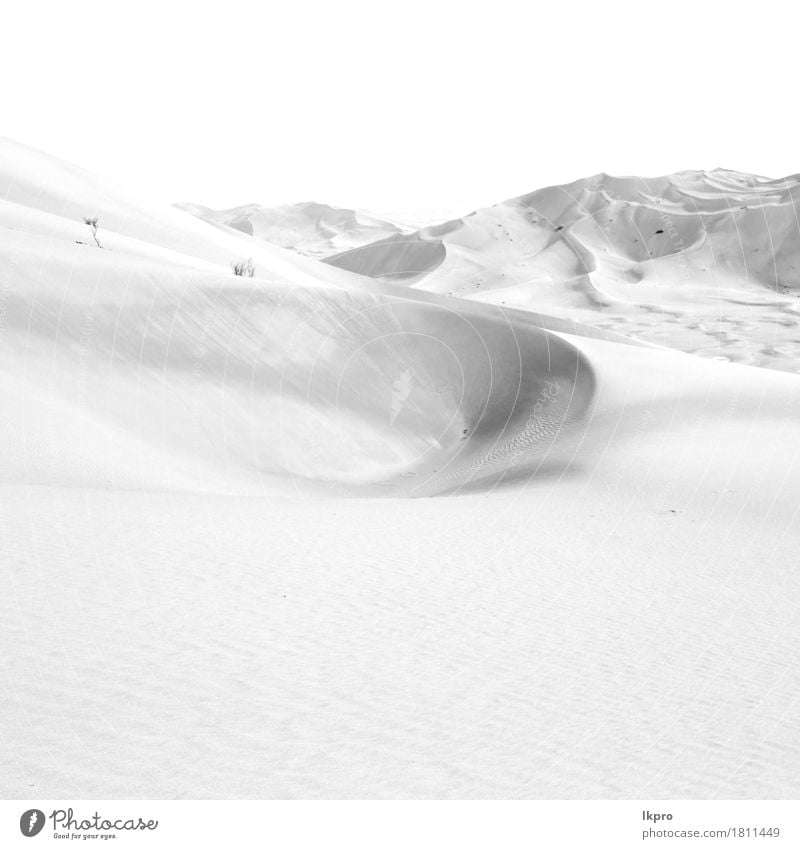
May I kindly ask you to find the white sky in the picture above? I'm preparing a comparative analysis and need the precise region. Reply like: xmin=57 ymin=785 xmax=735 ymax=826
xmin=4 ymin=0 xmax=798 ymax=219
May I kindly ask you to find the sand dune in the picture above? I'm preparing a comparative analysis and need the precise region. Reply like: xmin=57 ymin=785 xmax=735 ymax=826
xmin=0 ymin=139 xmax=651 ymax=496
xmin=325 ymin=170 xmax=800 ymax=373
xmin=0 ymin=217 xmax=626 ymax=496
xmin=1 ymin=139 xmax=799 ymax=799
xmin=0 ymin=137 xmax=370 ymax=292
xmin=176 ymin=199 xmax=411 ymax=259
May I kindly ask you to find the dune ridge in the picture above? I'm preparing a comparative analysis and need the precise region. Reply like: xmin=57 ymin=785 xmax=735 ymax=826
xmin=1 ymin=139 xmax=799 ymax=800
xmin=1 ymin=139 xmax=799 ymax=498
xmin=324 ymin=169 xmax=800 ymax=373
xmin=175 ymin=199 xmax=412 ymax=259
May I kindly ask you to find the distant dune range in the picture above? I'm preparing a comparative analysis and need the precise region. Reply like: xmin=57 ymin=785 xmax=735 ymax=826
xmin=2 ymin=138 xmax=800 ymax=799
xmin=319 ymin=171 xmax=800 ymax=373
xmin=175 ymin=200 xmax=415 ymax=260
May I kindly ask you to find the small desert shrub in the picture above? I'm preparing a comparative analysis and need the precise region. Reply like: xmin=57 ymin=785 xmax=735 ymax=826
xmin=232 ymin=258 xmax=255 ymax=277
xmin=83 ymin=216 xmax=101 ymax=247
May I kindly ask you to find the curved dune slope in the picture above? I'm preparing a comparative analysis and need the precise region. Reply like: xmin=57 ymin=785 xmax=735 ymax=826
xmin=0 ymin=139 xmax=635 ymax=496
xmin=325 ymin=232 xmax=448 ymax=280
xmin=2 ymin=141 xmax=799 ymax=497
xmin=325 ymin=169 xmax=800 ymax=372
xmin=2 ymin=141 xmax=799 ymax=501
xmin=0 ymin=227 xmax=597 ymax=495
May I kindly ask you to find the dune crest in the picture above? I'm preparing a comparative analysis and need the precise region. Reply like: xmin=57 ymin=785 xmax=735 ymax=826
xmin=2 ymin=140 xmax=800 ymax=497
xmin=325 ymin=169 xmax=800 ymax=373
xmin=3 ymin=140 xmax=800 ymax=800
xmin=176 ymin=199 xmax=412 ymax=259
